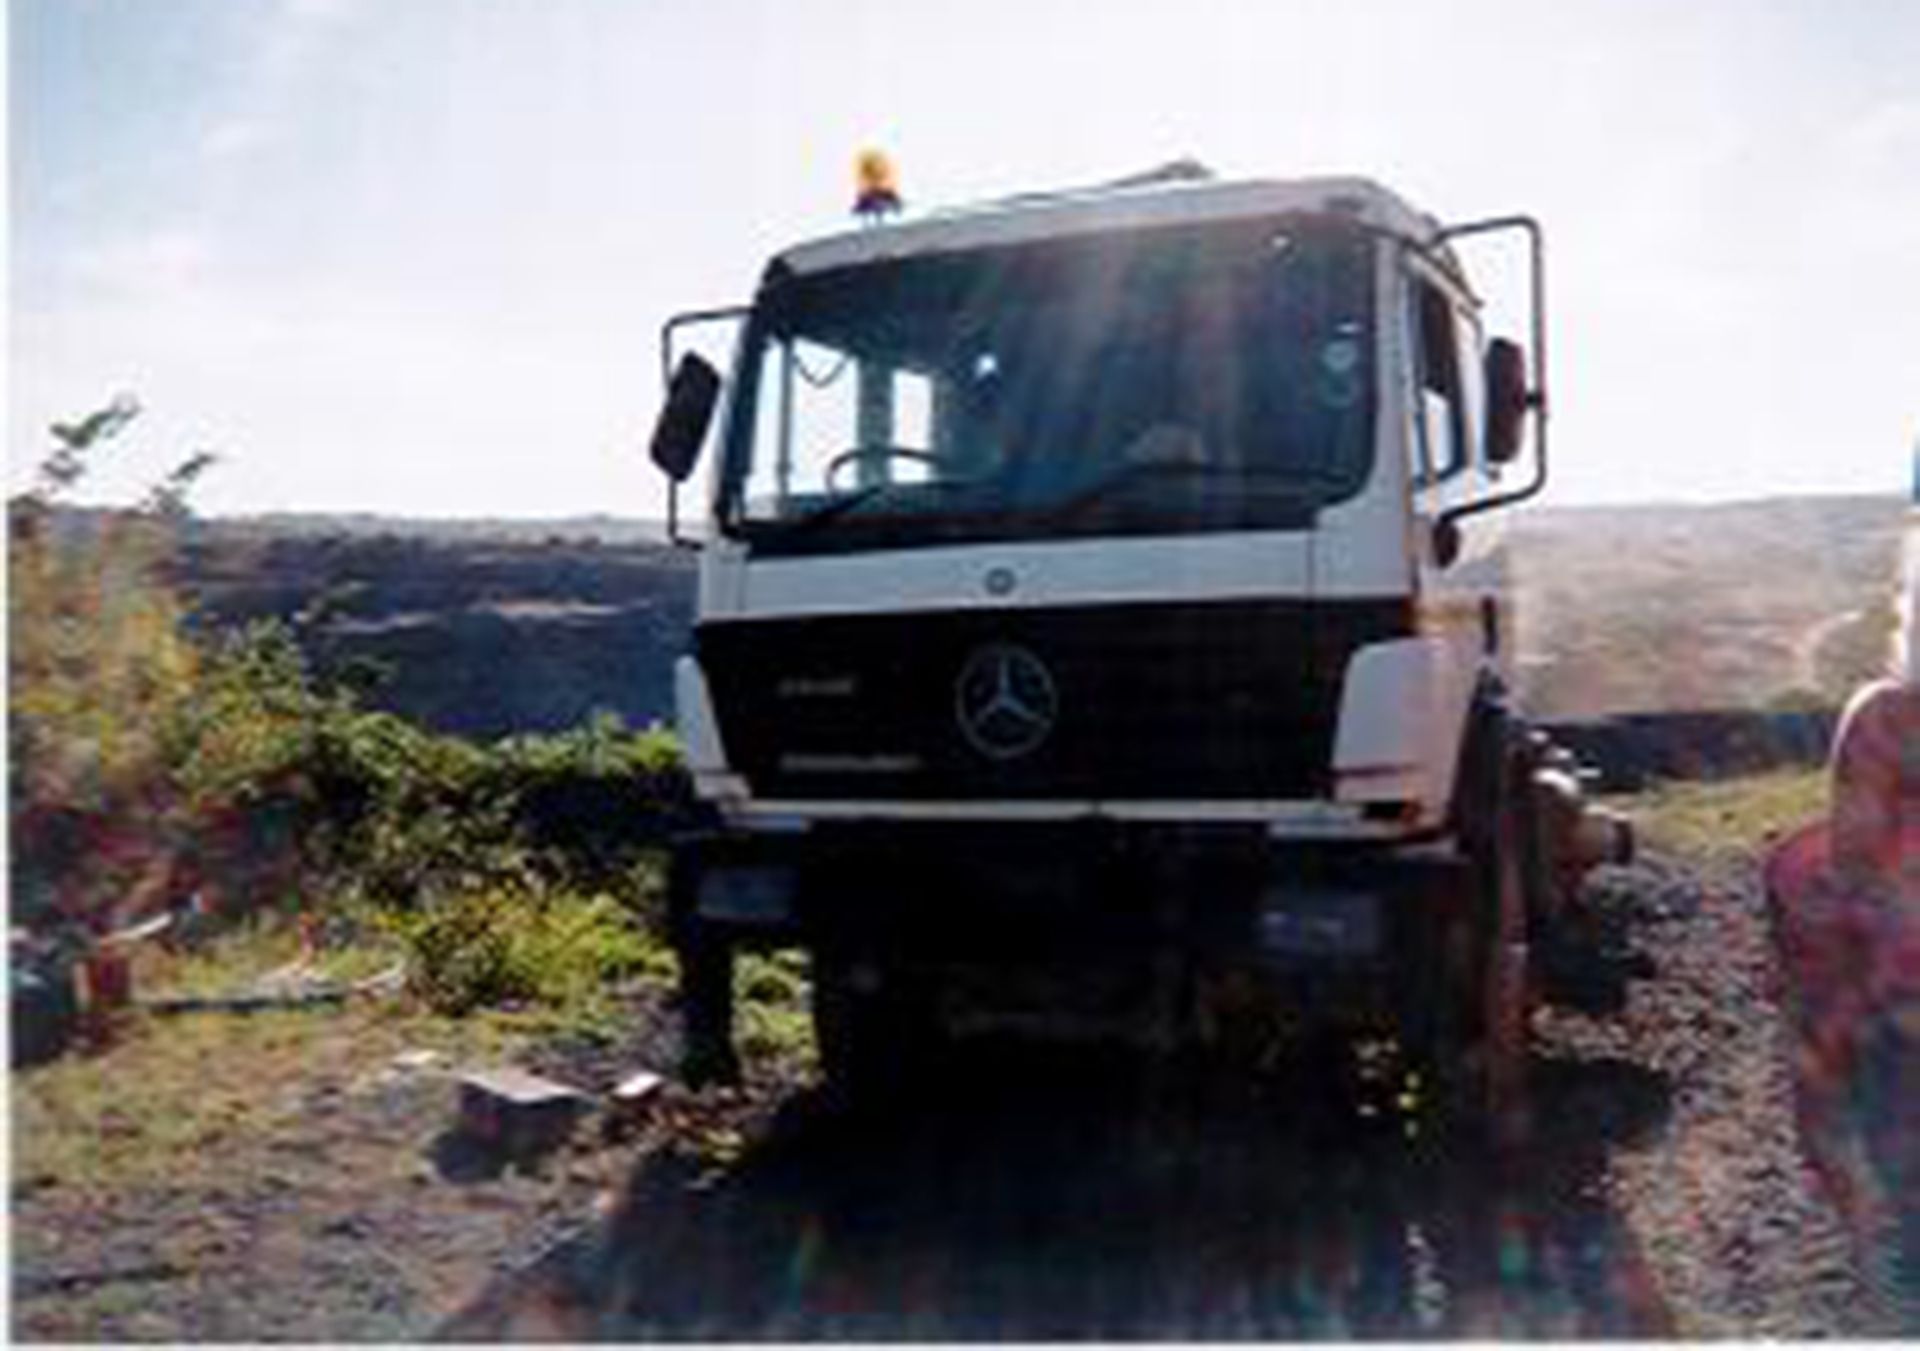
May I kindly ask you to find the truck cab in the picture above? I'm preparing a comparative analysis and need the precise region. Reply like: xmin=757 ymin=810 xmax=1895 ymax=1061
xmin=649 ymin=168 xmax=1618 ymax=1124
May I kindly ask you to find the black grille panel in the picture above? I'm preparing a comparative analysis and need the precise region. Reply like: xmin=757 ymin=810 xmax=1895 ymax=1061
xmin=699 ymin=598 xmax=1410 ymax=801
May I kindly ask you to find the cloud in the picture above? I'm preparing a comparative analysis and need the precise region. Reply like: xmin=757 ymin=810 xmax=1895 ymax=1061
xmin=64 ymin=229 xmax=214 ymax=298
xmin=201 ymin=118 xmax=276 ymax=163
xmin=1834 ymin=97 xmax=1920 ymax=204
xmin=9 ymin=279 xmax=662 ymax=519
xmin=227 ymin=0 xmax=366 ymax=147
xmin=282 ymin=0 xmax=362 ymax=23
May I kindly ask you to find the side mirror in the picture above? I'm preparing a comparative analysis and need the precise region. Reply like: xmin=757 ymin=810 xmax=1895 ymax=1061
xmin=650 ymin=353 xmax=722 ymax=483
xmin=1431 ymin=516 xmax=1462 ymax=569
xmin=1484 ymin=337 xmax=1530 ymax=466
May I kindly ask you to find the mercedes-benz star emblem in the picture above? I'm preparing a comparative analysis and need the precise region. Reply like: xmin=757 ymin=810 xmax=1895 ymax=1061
xmin=955 ymin=643 xmax=1057 ymax=760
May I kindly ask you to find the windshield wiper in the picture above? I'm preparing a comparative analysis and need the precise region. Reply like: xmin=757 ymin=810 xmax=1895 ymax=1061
xmin=774 ymin=476 xmax=985 ymax=540
xmin=1041 ymin=459 xmax=1330 ymax=524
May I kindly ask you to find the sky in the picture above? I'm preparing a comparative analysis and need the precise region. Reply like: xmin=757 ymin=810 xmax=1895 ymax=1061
xmin=8 ymin=0 xmax=1920 ymax=519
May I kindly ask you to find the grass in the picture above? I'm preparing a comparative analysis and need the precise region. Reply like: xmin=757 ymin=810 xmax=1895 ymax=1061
xmin=15 ymin=915 xmax=818 ymax=1208
xmin=1625 ymin=766 xmax=1827 ymax=861
xmin=14 ymin=921 xmax=525 ymax=1205
xmin=15 ymin=1009 xmax=304 ymax=1199
xmin=132 ymin=911 xmax=407 ymax=1003
xmin=734 ymin=950 xmax=818 ymax=1071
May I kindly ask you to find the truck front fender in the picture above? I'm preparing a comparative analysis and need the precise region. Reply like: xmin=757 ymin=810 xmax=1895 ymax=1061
xmin=1331 ymin=636 xmax=1479 ymax=827
xmin=675 ymin=655 xmax=746 ymax=801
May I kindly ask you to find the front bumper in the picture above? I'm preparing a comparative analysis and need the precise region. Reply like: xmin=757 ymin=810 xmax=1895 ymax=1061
xmin=669 ymin=818 xmax=1464 ymax=977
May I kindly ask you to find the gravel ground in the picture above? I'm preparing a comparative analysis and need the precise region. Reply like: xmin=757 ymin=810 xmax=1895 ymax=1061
xmin=11 ymin=1062 xmax=603 ymax=1342
xmin=1550 ymin=851 xmax=1908 ymax=1337
xmin=15 ymin=846 xmax=1909 ymax=1340
xmin=443 ymin=847 xmax=1914 ymax=1340
xmin=8 ymin=990 xmax=801 ymax=1344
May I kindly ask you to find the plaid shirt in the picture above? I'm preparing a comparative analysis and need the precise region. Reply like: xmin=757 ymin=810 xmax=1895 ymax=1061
xmin=1830 ymin=679 xmax=1920 ymax=1012
xmin=1766 ymin=678 xmax=1919 ymax=1242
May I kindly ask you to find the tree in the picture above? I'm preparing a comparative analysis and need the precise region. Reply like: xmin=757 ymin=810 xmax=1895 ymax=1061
xmin=9 ymin=398 xmax=218 ymax=934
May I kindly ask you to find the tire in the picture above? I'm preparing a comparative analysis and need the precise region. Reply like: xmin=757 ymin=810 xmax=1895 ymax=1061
xmin=677 ymin=918 xmax=741 ymax=1087
xmin=1469 ymin=774 xmax=1534 ymax=1146
xmin=811 ymin=945 xmax=933 ymax=1108
xmin=1423 ymin=702 xmax=1536 ymax=1147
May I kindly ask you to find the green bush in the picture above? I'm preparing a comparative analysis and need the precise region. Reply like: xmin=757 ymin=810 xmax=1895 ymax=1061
xmin=486 ymin=711 xmax=686 ymax=894
xmin=295 ymin=705 xmax=684 ymax=913
xmin=9 ymin=401 xmax=211 ymax=932
xmin=733 ymin=951 xmax=817 ymax=1068
xmin=386 ymin=885 xmax=662 ymax=1018
xmin=304 ymin=707 xmax=516 ymax=907
xmin=9 ymin=396 xmax=691 ymax=1032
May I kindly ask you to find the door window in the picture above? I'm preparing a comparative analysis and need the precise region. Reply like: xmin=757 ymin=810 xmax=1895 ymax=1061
xmin=1410 ymin=278 xmax=1466 ymax=483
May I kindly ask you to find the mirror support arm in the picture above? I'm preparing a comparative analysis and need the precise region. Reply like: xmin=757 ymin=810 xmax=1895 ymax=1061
xmin=1432 ymin=215 xmax=1548 ymax=531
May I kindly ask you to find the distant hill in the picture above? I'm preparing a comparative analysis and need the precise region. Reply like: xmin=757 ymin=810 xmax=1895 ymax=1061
xmin=161 ymin=494 xmax=1907 ymax=738
xmin=174 ymin=515 xmax=697 ymax=738
xmin=205 ymin=512 xmax=676 ymax=547
xmin=1510 ymin=493 xmax=1905 ymax=718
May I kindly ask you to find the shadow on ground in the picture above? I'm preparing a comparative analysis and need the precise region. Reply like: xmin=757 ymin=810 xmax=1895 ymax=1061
xmin=439 ymin=1043 xmax=1674 ymax=1340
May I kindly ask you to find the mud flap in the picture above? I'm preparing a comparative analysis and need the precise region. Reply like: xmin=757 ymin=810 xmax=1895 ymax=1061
xmin=668 ymin=840 xmax=741 ymax=1087
xmin=1426 ymin=698 xmax=1537 ymax=1148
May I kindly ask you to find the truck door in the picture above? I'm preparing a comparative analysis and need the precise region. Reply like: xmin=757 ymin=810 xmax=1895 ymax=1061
xmin=1405 ymin=262 xmax=1511 ymax=687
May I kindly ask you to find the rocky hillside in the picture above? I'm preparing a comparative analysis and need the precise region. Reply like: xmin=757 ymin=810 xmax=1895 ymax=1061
xmin=173 ymin=519 xmax=696 ymax=739
xmin=1512 ymin=494 xmax=1905 ymax=718
xmin=168 ymin=493 xmax=1907 ymax=737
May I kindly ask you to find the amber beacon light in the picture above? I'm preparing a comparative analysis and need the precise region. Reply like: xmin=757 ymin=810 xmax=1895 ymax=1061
xmin=853 ymin=149 xmax=902 ymax=220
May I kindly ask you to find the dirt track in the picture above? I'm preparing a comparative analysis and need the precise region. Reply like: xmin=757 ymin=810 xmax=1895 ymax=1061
xmin=15 ymin=849 xmax=1910 ymax=1340
xmin=439 ymin=1045 xmax=1670 ymax=1339
xmin=439 ymin=851 xmax=1908 ymax=1341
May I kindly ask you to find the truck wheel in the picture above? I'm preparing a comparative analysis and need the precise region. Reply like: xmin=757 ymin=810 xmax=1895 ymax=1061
xmin=678 ymin=920 xmax=741 ymax=1087
xmin=1430 ymin=708 xmax=1535 ymax=1148
xmin=1470 ymin=777 xmax=1534 ymax=1148
xmin=812 ymin=946 xmax=931 ymax=1108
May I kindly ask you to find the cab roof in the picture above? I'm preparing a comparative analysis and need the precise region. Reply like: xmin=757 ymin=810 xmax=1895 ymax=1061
xmin=772 ymin=173 xmax=1443 ymax=278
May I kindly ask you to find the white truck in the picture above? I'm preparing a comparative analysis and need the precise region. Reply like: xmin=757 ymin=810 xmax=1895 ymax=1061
xmin=646 ymin=165 xmax=1632 ymax=1129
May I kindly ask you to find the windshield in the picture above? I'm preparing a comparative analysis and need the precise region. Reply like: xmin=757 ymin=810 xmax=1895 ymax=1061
xmin=718 ymin=219 xmax=1377 ymax=554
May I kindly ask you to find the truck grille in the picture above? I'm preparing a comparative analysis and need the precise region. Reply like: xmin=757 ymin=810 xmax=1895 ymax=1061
xmin=697 ymin=598 xmax=1409 ymax=802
